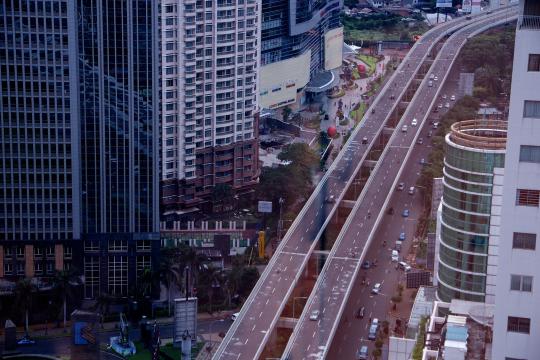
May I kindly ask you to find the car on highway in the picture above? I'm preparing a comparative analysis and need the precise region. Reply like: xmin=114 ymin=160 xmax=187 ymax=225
xmin=357 ymin=345 xmax=369 ymax=359
xmin=371 ymin=283 xmax=382 ymax=294
xmin=429 ymin=73 xmax=435 ymax=80
xmin=434 ymin=76 xmax=438 ymax=81
xmin=420 ymin=158 xmax=426 ymax=165
xmin=309 ymin=310 xmax=320 ymax=321
xmin=399 ymin=261 xmax=412 ymax=272
xmin=402 ymin=209 xmax=410 ymax=217
xmin=408 ymin=186 xmax=415 ymax=195
xmin=428 ymin=80 xmax=433 ymax=87
xmin=411 ymin=118 xmax=418 ymax=126
xmin=362 ymin=136 xmax=368 ymax=144
xmin=391 ymin=250 xmax=399 ymax=262
xmin=326 ymin=195 xmax=335 ymax=203
xmin=451 ymin=94 xmax=456 ymax=101
xmin=361 ymin=261 xmax=371 ymax=269
xmin=231 ymin=312 xmax=240 ymax=321
xmin=428 ymin=130 xmax=433 ymax=138
xmin=368 ymin=324 xmax=378 ymax=340
xmin=445 ymin=102 xmax=450 ymax=108
xmin=438 ymin=103 xmax=443 ymax=109
xmin=401 ymin=125 xmax=408 ymax=132
xmin=399 ymin=232 xmax=406 ymax=241
xmin=417 ymin=138 xmax=423 ymax=145
xmin=442 ymin=94 xmax=447 ymax=99
xmin=356 ymin=306 xmax=365 ymax=319
xmin=397 ymin=182 xmax=405 ymax=191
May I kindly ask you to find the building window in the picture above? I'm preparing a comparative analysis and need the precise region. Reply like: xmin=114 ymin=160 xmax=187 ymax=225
xmin=513 ymin=232 xmax=536 ymax=250
xmin=507 ymin=316 xmax=530 ymax=334
xmin=136 ymin=255 xmax=152 ymax=279
xmin=4 ymin=263 xmax=13 ymax=275
xmin=108 ymin=256 xmax=128 ymax=296
xmin=108 ymin=239 xmax=128 ymax=252
xmin=519 ymin=145 xmax=540 ymax=163
xmin=84 ymin=257 xmax=99 ymax=299
xmin=516 ymin=189 xmax=540 ymax=207
xmin=84 ymin=240 xmax=100 ymax=252
xmin=528 ymin=54 xmax=540 ymax=71
xmin=510 ymin=275 xmax=533 ymax=292
xmin=35 ymin=262 xmax=43 ymax=275
xmin=136 ymin=240 xmax=151 ymax=251
xmin=523 ymin=100 xmax=540 ymax=118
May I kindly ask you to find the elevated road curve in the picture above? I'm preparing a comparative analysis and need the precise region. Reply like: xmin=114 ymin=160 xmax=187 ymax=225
xmin=282 ymin=8 xmax=517 ymax=360
xmin=213 ymin=5 xmax=516 ymax=360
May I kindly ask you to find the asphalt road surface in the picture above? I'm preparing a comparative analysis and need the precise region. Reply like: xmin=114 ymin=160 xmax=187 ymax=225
xmin=214 ymin=6 xmax=516 ymax=360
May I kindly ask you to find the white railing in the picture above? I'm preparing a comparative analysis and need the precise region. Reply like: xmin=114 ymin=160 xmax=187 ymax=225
xmin=518 ymin=15 xmax=540 ymax=30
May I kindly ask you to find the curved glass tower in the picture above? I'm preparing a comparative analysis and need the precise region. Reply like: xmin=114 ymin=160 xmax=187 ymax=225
xmin=436 ymin=120 xmax=506 ymax=302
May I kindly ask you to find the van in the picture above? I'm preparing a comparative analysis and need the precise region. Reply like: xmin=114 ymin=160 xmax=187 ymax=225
xmin=408 ymin=186 xmax=415 ymax=195
xmin=357 ymin=345 xmax=369 ymax=359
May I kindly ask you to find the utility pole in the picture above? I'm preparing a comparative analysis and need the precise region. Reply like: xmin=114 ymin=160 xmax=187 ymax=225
xmin=277 ymin=197 xmax=285 ymax=244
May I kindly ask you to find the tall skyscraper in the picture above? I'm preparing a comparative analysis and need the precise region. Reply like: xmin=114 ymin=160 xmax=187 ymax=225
xmin=0 ymin=1 xmax=80 ymax=280
xmin=259 ymin=0 xmax=343 ymax=109
xmin=77 ymin=0 xmax=160 ymax=299
xmin=492 ymin=0 xmax=540 ymax=358
xmin=159 ymin=0 xmax=260 ymax=214
xmin=434 ymin=120 xmax=506 ymax=303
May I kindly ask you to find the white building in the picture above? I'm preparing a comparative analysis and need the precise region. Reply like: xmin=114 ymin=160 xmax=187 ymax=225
xmin=492 ymin=1 xmax=540 ymax=359
xmin=160 ymin=0 xmax=260 ymax=212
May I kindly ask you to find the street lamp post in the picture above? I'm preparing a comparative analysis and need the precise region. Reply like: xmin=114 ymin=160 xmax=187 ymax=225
xmin=277 ymin=197 xmax=285 ymax=244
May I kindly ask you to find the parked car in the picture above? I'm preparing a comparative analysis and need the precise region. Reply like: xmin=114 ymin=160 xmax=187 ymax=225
xmin=399 ymin=261 xmax=412 ymax=272
xmin=368 ymin=324 xmax=378 ymax=340
xmin=442 ymin=94 xmax=447 ymax=99
xmin=357 ymin=345 xmax=369 ymax=359
xmin=397 ymin=182 xmax=405 ymax=191
xmin=231 ymin=312 xmax=240 ymax=321
xmin=451 ymin=95 xmax=456 ymax=101
xmin=391 ymin=250 xmax=399 ymax=262
xmin=427 ymin=130 xmax=433 ymax=138
xmin=433 ymin=122 xmax=439 ymax=129
xmin=361 ymin=261 xmax=371 ymax=269
xmin=402 ymin=209 xmax=410 ymax=217
xmin=362 ymin=136 xmax=368 ymax=144
xmin=326 ymin=195 xmax=335 ymax=203
xmin=309 ymin=310 xmax=320 ymax=321
xmin=417 ymin=138 xmax=423 ymax=145
xmin=371 ymin=283 xmax=382 ymax=294
xmin=428 ymin=80 xmax=433 ymax=87
xmin=434 ymin=76 xmax=438 ymax=81
xmin=411 ymin=118 xmax=418 ymax=126
xmin=399 ymin=232 xmax=406 ymax=241
xmin=445 ymin=102 xmax=450 ymax=108
xmin=420 ymin=158 xmax=426 ymax=165
xmin=408 ymin=186 xmax=415 ymax=195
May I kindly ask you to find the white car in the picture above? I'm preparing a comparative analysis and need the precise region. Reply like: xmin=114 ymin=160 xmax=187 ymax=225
xmin=231 ymin=312 xmax=240 ymax=321
xmin=451 ymin=95 xmax=456 ymax=101
xmin=399 ymin=261 xmax=412 ymax=272
xmin=434 ymin=76 xmax=439 ymax=81
xmin=371 ymin=283 xmax=382 ymax=294
xmin=445 ymin=102 xmax=450 ymax=108
xmin=442 ymin=94 xmax=447 ymax=99
xmin=309 ymin=310 xmax=320 ymax=321
xmin=401 ymin=125 xmax=408 ymax=132
xmin=391 ymin=250 xmax=399 ymax=262
xmin=411 ymin=118 xmax=418 ymax=126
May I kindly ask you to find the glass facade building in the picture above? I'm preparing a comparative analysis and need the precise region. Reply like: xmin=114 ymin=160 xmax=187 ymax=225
xmin=77 ymin=0 xmax=160 ymax=299
xmin=436 ymin=120 xmax=506 ymax=303
xmin=0 ymin=0 xmax=80 ymax=281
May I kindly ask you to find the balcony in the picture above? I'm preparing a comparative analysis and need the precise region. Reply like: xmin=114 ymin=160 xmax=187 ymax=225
xmin=518 ymin=15 xmax=540 ymax=30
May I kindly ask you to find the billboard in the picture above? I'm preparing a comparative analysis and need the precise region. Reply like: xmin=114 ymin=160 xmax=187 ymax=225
xmin=174 ymin=297 xmax=198 ymax=344
xmin=462 ymin=0 xmax=472 ymax=13
xmin=324 ymin=26 xmax=344 ymax=71
xmin=436 ymin=0 xmax=453 ymax=7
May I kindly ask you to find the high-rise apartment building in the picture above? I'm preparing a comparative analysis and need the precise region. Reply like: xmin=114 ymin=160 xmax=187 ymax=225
xmin=435 ymin=120 xmax=506 ymax=303
xmin=0 ymin=1 xmax=80 ymax=281
xmin=77 ymin=0 xmax=160 ymax=299
xmin=259 ymin=0 xmax=343 ymax=109
xmin=492 ymin=0 xmax=540 ymax=358
xmin=160 ymin=0 xmax=260 ymax=213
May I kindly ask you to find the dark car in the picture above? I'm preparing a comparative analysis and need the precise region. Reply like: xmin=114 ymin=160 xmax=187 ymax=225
xmin=361 ymin=261 xmax=371 ymax=269
xmin=356 ymin=306 xmax=365 ymax=319
xmin=387 ymin=207 xmax=394 ymax=215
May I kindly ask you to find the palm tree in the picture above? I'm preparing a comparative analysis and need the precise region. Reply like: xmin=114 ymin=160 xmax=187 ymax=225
xmin=52 ymin=269 xmax=82 ymax=332
xmin=162 ymin=263 xmax=182 ymax=315
xmin=14 ymin=278 xmax=36 ymax=338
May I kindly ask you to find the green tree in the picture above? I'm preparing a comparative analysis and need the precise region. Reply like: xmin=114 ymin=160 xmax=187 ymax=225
xmin=14 ymin=278 xmax=36 ymax=338
xmin=212 ymin=184 xmax=234 ymax=211
xmin=238 ymin=267 xmax=260 ymax=298
xmin=282 ymin=106 xmax=292 ymax=121
xmin=160 ymin=248 xmax=183 ymax=315
xmin=52 ymin=269 xmax=82 ymax=332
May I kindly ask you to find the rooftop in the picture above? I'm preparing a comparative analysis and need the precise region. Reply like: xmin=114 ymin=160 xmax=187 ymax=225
xmin=448 ymin=119 xmax=507 ymax=150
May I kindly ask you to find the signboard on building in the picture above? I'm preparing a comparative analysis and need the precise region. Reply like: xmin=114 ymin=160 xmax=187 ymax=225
xmin=174 ymin=297 xmax=198 ymax=345
xmin=436 ymin=0 xmax=453 ymax=7
xmin=324 ymin=26 xmax=344 ymax=70
xmin=258 ymin=201 xmax=273 ymax=213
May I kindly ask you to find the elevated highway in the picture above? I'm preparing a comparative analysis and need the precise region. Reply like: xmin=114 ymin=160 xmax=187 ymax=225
xmin=213 ymin=6 xmax=516 ymax=360
xmin=282 ymin=8 xmax=517 ymax=360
